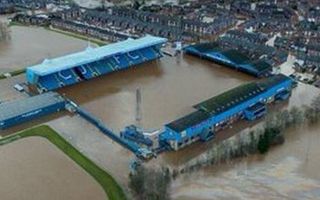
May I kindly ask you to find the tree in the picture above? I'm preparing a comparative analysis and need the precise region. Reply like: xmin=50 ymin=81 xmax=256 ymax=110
xmin=289 ymin=106 xmax=304 ymax=125
xmin=100 ymin=0 xmax=106 ymax=9
xmin=311 ymin=95 xmax=320 ymax=112
xmin=0 ymin=21 xmax=10 ymax=41
xmin=304 ymin=95 xmax=320 ymax=124
xmin=257 ymin=134 xmax=269 ymax=154
xmin=129 ymin=166 xmax=146 ymax=196
xmin=129 ymin=166 xmax=171 ymax=200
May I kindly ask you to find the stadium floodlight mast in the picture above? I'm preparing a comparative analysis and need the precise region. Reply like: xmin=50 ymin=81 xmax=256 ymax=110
xmin=135 ymin=88 xmax=142 ymax=127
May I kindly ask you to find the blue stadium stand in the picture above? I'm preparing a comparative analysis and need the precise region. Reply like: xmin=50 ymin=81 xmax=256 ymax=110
xmin=160 ymin=74 xmax=293 ymax=150
xmin=26 ymin=35 xmax=167 ymax=92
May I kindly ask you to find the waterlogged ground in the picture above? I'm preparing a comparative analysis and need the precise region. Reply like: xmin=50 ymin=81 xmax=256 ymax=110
xmin=172 ymin=156 xmax=320 ymax=200
xmin=60 ymin=55 xmax=252 ymax=132
xmin=1 ymin=13 xmax=320 ymax=200
xmin=171 ymin=84 xmax=320 ymax=200
xmin=0 ymin=137 xmax=106 ymax=200
xmin=0 ymin=25 xmax=88 ymax=73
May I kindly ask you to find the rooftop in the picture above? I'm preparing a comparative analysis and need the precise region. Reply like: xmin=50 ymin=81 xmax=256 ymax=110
xmin=166 ymin=110 xmax=210 ymax=133
xmin=221 ymin=49 xmax=251 ymax=65
xmin=186 ymin=42 xmax=273 ymax=73
xmin=27 ymin=35 xmax=167 ymax=76
xmin=194 ymin=74 xmax=290 ymax=115
xmin=250 ymin=60 xmax=273 ymax=72
xmin=189 ymin=42 xmax=221 ymax=53
xmin=194 ymin=82 xmax=263 ymax=115
xmin=165 ymin=74 xmax=291 ymax=133
xmin=0 ymin=92 xmax=64 ymax=122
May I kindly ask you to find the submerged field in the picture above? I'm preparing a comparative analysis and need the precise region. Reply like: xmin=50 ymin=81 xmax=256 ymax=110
xmin=0 ymin=137 xmax=106 ymax=200
xmin=0 ymin=25 xmax=88 ymax=74
xmin=0 ymin=126 xmax=126 ymax=200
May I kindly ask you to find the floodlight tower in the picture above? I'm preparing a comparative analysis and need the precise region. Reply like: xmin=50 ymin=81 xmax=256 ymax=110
xmin=135 ymin=88 xmax=142 ymax=127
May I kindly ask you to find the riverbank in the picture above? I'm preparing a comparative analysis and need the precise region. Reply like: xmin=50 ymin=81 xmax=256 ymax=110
xmin=0 ymin=125 xmax=127 ymax=200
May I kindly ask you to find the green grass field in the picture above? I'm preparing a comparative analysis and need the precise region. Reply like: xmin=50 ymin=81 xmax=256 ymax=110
xmin=0 ymin=125 xmax=127 ymax=200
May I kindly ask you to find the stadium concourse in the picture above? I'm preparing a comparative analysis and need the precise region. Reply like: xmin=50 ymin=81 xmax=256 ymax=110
xmin=26 ymin=35 xmax=167 ymax=92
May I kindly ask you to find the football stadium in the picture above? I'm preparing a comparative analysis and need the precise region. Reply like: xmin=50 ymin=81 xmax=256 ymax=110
xmin=184 ymin=42 xmax=273 ymax=77
xmin=1 ymin=35 xmax=294 ymax=159
xmin=26 ymin=35 xmax=167 ymax=92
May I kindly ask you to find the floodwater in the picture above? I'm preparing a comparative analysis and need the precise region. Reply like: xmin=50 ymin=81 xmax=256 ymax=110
xmin=2 ymin=13 xmax=320 ymax=199
xmin=47 ymin=114 xmax=133 ymax=188
xmin=0 ymin=74 xmax=25 ymax=102
xmin=0 ymin=137 xmax=106 ymax=200
xmin=54 ymin=54 xmax=252 ymax=188
xmin=171 ymin=83 xmax=320 ymax=200
xmin=60 ymin=55 xmax=253 ymax=132
xmin=172 ymin=124 xmax=320 ymax=200
xmin=0 ymin=23 xmax=88 ymax=73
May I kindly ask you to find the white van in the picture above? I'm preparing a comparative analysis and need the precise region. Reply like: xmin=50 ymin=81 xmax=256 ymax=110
xmin=14 ymin=84 xmax=24 ymax=92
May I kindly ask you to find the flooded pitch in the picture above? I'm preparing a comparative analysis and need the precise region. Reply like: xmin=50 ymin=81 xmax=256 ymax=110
xmin=0 ymin=25 xmax=88 ymax=73
xmin=1 ymin=14 xmax=320 ymax=199
xmin=60 ymin=55 xmax=253 ymax=132
xmin=0 ymin=137 xmax=106 ymax=200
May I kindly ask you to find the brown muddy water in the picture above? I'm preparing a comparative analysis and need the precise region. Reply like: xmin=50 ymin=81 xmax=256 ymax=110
xmin=0 ymin=23 xmax=88 ymax=73
xmin=171 ymin=84 xmax=320 ymax=200
xmin=54 ymin=53 xmax=252 ymax=188
xmin=172 ymin=124 xmax=320 ymax=200
xmin=0 ymin=137 xmax=106 ymax=200
xmin=60 ymin=54 xmax=253 ymax=132
xmin=1 ymin=14 xmax=320 ymax=199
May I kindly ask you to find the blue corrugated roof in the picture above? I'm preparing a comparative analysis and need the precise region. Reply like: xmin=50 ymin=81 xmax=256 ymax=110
xmin=27 ymin=35 xmax=167 ymax=76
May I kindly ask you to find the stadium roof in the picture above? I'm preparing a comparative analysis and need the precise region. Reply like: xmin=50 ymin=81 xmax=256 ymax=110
xmin=165 ymin=74 xmax=290 ymax=133
xmin=189 ymin=42 xmax=222 ymax=53
xmin=250 ymin=60 xmax=272 ymax=72
xmin=194 ymin=74 xmax=290 ymax=115
xmin=27 ymin=35 xmax=167 ymax=76
xmin=0 ymin=92 xmax=64 ymax=122
xmin=194 ymin=82 xmax=263 ymax=115
xmin=221 ymin=49 xmax=250 ymax=65
xmin=166 ymin=111 xmax=210 ymax=133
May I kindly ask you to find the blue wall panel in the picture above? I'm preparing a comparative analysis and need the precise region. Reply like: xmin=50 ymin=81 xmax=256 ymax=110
xmin=162 ymin=78 xmax=293 ymax=145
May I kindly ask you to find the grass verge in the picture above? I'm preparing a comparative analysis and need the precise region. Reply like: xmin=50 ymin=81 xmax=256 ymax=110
xmin=0 ymin=68 xmax=26 ymax=80
xmin=0 ymin=125 xmax=127 ymax=200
